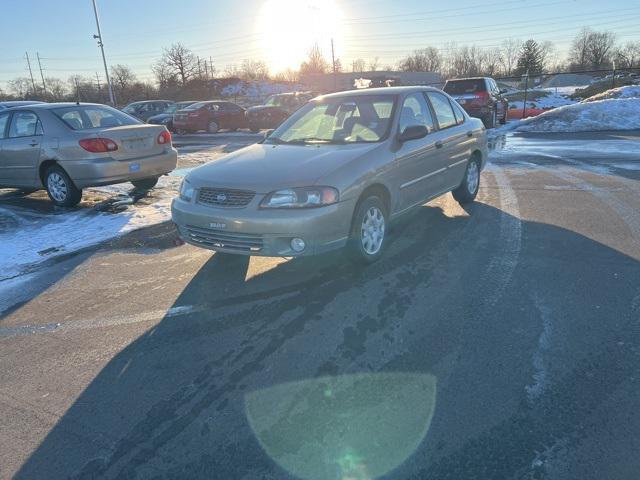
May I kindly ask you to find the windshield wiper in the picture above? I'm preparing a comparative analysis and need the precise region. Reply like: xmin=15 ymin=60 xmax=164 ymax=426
xmin=285 ymin=137 xmax=344 ymax=144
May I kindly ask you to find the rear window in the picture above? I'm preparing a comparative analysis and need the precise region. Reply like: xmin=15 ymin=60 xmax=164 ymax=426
xmin=443 ymin=79 xmax=487 ymax=95
xmin=52 ymin=106 xmax=140 ymax=130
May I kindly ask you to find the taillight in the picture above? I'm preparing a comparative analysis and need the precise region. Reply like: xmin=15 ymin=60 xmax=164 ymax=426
xmin=79 ymin=138 xmax=118 ymax=153
xmin=157 ymin=130 xmax=172 ymax=145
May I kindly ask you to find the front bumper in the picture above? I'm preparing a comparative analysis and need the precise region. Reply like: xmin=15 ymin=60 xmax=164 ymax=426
xmin=171 ymin=196 xmax=355 ymax=257
xmin=62 ymin=148 xmax=178 ymax=188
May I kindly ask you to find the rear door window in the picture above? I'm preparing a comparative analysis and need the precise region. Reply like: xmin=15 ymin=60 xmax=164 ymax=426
xmin=443 ymin=79 xmax=487 ymax=95
xmin=426 ymin=92 xmax=457 ymax=130
xmin=8 ymin=111 xmax=42 ymax=137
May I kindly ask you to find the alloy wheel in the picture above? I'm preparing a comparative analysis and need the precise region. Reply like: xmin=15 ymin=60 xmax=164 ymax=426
xmin=47 ymin=173 xmax=68 ymax=202
xmin=361 ymin=206 xmax=385 ymax=255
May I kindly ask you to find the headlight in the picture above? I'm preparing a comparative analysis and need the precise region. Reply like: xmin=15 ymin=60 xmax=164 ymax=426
xmin=179 ymin=179 xmax=195 ymax=202
xmin=260 ymin=186 xmax=338 ymax=209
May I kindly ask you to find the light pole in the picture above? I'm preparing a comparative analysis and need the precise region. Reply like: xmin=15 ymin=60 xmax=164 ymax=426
xmin=91 ymin=0 xmax=115 ymax=105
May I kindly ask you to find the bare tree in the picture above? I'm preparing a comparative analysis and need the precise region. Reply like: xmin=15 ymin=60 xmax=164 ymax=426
xmin=569 ymin=28 xmax=592 ymax=69
xmin=483 ymin=48 xmax=503 ymax=76
xmin=45 ymin=77 xmax=67 ymax=100
xmin=272 ymin=68 xmax=300 ymax=82
xmin=152 ymin=60 xmax=177 ymax=88
xmin=614 ymin=41 xmax=640 ymax=68
xmin=8 ymin=77 xmax=33 ymax=98
xmin=368 ymin=57 xmax=380 ymax=71
xmin=500 ymin=39 xmax=522 ymax=76
xmin=161 ymin=43 xmax=197 ymax=85
xmin=110 ymin=65 xmax=136 ymax=92
xmin=588 ymin=31 xmax=616 ymax=68
xmin=240 ymin=59 xmax=270 ymax=81
xmin=398 ymin=47 xmax=441 ymax=72
xmin=299 ymin=44 xmax=329 ymax=75
xmin=351 ymin=58 xmax=366 ymax=72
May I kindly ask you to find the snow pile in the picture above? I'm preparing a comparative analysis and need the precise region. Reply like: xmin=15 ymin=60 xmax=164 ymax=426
xmin=582 ymin=85 xmax=640 ymax=103
xmin=513 ymin=98 xmax=640 ymax=133
xmin=0 ymin=177 xmax=178 ymax=282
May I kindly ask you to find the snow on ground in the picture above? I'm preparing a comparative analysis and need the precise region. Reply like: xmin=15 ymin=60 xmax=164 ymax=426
xmin=507 ymin=88 xmax=577 ymax=111
xmin=0 ymin=146 xmax=234 ymax=284
xmin=496 ymin=98 xmax=640 ymax=133
xmin=582 ymin=85 xmax=640 ymax=102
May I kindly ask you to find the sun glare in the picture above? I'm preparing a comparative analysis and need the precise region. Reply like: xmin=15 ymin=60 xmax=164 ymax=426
xmin=257 ymin=0 xmax=344 ymax=74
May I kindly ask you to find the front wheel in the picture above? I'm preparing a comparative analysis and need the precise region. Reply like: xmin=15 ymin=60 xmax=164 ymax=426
xmin=45 ymin=165 xmax=82 ymax=207
xmin=207 ymin=121 xmax=219 ymax=134
xmin=131 ymin=177 xmax=159 ymax=190
xmin=452 ymin=158 xmax=481 ymax=204
xmin=348 ymin=196 xmax=388 ymax=264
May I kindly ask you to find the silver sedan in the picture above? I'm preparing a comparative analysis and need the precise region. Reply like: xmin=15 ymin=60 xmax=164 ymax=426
xmin=0 ymin=103 xmax=177 ymax=207
xmin=172 ymin=86 xmax=487 ymax=263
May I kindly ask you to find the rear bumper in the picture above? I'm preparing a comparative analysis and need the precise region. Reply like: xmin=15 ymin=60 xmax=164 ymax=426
xmin=171 ymin=196 xmax=355 ymax=257
xmin=61 ymin=148 xmax=178 ymax=188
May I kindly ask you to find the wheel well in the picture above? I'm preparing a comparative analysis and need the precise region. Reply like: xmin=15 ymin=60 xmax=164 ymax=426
xmin=357 ymin=183 xmax=391 ymax=215
xmin=39 ymin=160 xmax=58 ymax=185
xmin=471 ymin=150 xmax=482 ymax=163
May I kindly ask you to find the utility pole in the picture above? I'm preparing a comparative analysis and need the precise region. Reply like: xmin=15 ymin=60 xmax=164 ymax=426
xmin=331 ymin=38 xmax=337 ymax=90
xmin=91 ymin=0 xmax=115 ymax=105
xmin=36 ymin=52 xmax=47 ymax=95
xmin=95 ymin=72 xmax=102 ymax=101
xmin=25 ymin=52 xmax=37 ymax=96
xmin=197 ymin=57 xmax=202 ymax=78
xmin=210 ymin=57 xmax=215 ymax=79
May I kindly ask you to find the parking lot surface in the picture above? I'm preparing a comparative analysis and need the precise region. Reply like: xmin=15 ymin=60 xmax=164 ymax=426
xmin=1 ymin=131 xmax=639 ymax=479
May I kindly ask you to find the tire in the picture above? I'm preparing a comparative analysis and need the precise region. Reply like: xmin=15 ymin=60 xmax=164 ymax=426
xmin=131 ymin=177 xmax=159 ymax=190
xmin=348 ymin=195 xmax=388 ymax=264
xmin=44 ymin=164 xmax=82 ymax=207
xmin=207 ymin=121 xmax=219 ymax=134
xmin=483 ymin=108 xmax=497 ymax=129
xmin=452 ymin=157 xmax=481 ymax=204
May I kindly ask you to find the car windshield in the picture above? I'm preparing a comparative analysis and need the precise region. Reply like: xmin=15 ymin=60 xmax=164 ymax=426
xmin=444 ymin=79 xmax=487 ymax=94
xmin=163 ymin=104 xmax=179 ymax=114
xmin=52 ymin=105 xmax=141 ymax=130
xmin=265 ymin=94 xmax=396 ymax=145
xmin=264 ymin=95 xmax=284 ymax=107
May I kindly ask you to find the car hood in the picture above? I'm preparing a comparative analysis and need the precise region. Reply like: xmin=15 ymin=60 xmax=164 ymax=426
xmin=186 ymin=142 xmax=380 ymax=193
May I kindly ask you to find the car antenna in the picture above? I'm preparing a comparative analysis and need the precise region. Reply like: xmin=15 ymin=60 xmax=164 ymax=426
xmin=74 ymin=76 xmax=81 ymax=105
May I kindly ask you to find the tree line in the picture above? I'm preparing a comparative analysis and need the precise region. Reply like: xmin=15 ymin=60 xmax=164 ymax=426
xmin=2 ymin=28 xmax=639 ymax=104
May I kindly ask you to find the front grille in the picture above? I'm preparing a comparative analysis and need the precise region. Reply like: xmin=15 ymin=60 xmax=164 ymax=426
xmin=197 ymin=187 xmax=255 ymax=208
xmin=185 ymin=225 xmax=263 ymax=252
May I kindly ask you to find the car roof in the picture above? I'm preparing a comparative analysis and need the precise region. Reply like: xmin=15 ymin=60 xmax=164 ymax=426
xmin=0 ymin=100 xmax=46 ymax=107
xmin=445 ymin=77 xmax=489 ymax=82
xmin=127 ymin=100 xmax=173 ymax=105
xmin=19 ymin=102 xmax=112 ymax=110
xmin=319 ymin=86 xmax=441 ymax=99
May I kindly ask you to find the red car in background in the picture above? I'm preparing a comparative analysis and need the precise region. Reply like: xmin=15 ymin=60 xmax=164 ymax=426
xmin=443 ymin=77 xmax=508 ymax=128
xmin=173 ymin=101 xmax=247 ymax=134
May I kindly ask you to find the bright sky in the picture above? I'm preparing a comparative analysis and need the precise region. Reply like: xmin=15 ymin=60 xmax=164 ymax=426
xmin=1 ymin=0 xmax=639 ymax=89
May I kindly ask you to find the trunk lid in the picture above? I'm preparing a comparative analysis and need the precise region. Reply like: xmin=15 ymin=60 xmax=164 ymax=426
xmin=92 ymin=124 xmax=167 ymax=160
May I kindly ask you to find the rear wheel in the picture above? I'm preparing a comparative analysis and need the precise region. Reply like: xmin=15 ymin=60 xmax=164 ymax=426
xmin=45 ymin=165 xmax=82 ymax=207
xmin=452 ymin=157 xmax=481 ymax=204
xmin=207 ymin=121 xmax=219 ymax=134
xmin=348 ymin=196 xmax=388 ymax=264
xmin=131 ymin=177 xmax=159 ymax=190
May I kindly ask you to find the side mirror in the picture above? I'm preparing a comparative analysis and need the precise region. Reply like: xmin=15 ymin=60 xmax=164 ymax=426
xmin=398 ymin=125 xmax=428 ymax=143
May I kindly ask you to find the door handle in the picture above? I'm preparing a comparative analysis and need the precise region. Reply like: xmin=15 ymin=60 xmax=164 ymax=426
xmin=29 ymin=141 xmax=39 ymax=147
xmin=466 ymin=130 xmax=473 ymax=138
xmin=435 ymin=140 xmax=443 ymax=149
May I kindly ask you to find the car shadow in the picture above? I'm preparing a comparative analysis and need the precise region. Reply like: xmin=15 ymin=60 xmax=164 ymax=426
xmin=13 ymin=202 xmax=640 ymax=479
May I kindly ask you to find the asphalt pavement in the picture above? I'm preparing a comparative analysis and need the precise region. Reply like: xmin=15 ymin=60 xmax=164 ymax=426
xmin=1 ymin=131 xmax=639 ymax=479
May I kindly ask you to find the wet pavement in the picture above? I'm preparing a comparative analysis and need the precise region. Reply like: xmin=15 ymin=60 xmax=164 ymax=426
xmin=1 ymin=130 xmax=639 ymax=479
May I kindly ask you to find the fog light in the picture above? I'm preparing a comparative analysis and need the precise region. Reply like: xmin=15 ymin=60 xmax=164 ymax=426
xmin=290 ymin=238 xmax=305 ymax=252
